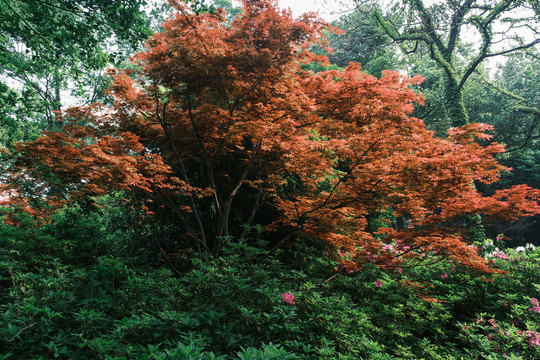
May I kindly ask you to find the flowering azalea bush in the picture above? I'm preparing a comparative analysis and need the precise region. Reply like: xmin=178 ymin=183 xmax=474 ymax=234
xmin=2 ymin=204 xmax=540 ymax=359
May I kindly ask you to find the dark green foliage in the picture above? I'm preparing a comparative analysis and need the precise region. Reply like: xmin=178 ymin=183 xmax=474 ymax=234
xmin=488 ymin=53 xmax=540 ymax=152
xmin=0 ymin=0 xmax=151 ymax=70
xmin=324 ymin=7 xmax=399 ymax=79
xmin=2 ymin=204 xmax=540 ymax=359
xmin=0 ymin=83 xmax=44 ymax=146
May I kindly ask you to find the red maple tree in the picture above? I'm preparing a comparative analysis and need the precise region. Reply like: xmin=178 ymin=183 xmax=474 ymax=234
xmin=2 ymin=0 xmax=539 ymax=273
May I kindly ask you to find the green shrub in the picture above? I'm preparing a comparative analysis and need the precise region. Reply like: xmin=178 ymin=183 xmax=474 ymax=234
xmin=2 ymin=213 xmax=540 ymax=359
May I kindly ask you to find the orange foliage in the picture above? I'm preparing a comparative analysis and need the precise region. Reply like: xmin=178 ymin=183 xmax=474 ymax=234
xmin=2 ymin=0 xmax=539 ymax=270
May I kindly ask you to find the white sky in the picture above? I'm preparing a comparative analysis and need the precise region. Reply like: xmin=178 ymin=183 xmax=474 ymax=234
xmin=276 ymin=0 xmax=355 ymax=20
xmin=230 ymin=0 xmax=356 ymax=21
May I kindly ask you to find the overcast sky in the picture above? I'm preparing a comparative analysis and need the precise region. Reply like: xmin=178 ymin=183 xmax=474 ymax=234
xmin=230 ymin=0 xmax=356 ymax=21
xmin=276 ymin=0 xmax=355 ymax=20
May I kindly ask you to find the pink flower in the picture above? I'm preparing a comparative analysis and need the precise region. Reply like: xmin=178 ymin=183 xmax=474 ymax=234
xmin=375 ymin=280 xmax=383 ymax=287
xmin=477 ymin=318 xmax=484 ymax=324
xmin=529 ymin=298 xmax=540 ymax=313
xmin=281 ymin=292 xmax=296 ymax=305
xmin=441 ymin=273 xmax=449 ymax=279
xmin=397 ymin=267 xmax=403 ymax=274
xmin=450 ymin=266 xmax=456 ymax=272
xmin=488 ymin=334 xmax=493 ymax=340
xmin=489 ymin=319 xmax=498 ymax=328
xmin=524 ymin=331 xmax=540 ymax=347
xmin=382 ymin=244 xmax=394 ymax=252
xmin=529 ymin=336 xmax=540 ymax=347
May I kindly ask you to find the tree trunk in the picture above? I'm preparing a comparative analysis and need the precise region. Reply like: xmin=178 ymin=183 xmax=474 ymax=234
xmin=443 ymin=77 xmax=468 ymax=127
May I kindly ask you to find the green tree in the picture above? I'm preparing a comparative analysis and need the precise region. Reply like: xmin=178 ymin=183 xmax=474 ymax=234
xmin=0 ymin=0 xmax=153 ymax=146
xmin=474 ymin=53 xmax=540 ymax=244
xmin=483 ymin=53 xmax=540 ymax=151
xmin=323 ymin=5 xmax=400 ymax=78
xmin=358 ymin=0 xmax=540 ymax=127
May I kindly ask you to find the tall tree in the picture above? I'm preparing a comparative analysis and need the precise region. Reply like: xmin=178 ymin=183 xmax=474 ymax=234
xmin=3 ymin=0 xmax=539 ymax=273
xmin=359 ymin=0 xmax=540 ymax=127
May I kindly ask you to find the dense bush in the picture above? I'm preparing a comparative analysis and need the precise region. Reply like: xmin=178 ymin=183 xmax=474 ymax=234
xmin=1 ymin=206 xmax=539 ymax=359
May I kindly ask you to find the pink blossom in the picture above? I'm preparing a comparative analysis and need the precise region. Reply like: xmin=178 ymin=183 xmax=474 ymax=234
xmin=488 ymin=334 xmax=493 ymax=340
xmin=441 ymin=273 xmax=449 ymax=279
xmin=489 ymin=319 xmax=498 ymax=328
xmin=397 ymin=268 xmax=403 ymax=274
xmin=281 ymin=292 xmax=296 ymax=305
xmin=476 ymin=318 xmax=484 ymax=324
xmin=375 ymin=280 xmax=383 ymax=287
xmin=382 ymin=244 xmax=394 ymax=252
xmin=450 ymin=266 xmax=456 ymax=272
xmin=529 ymin=298 xmax=540 ymax=313
xmin=524 ymin=331 xmax=540 ymax=347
